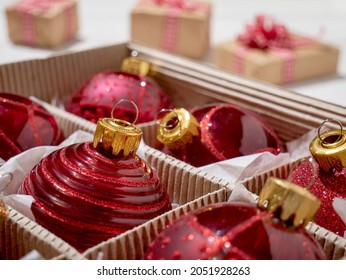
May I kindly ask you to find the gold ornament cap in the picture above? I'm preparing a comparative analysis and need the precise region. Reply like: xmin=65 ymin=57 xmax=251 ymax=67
xmin=310 ymin=127 xmax=346 ymax=172
xmin=121 ymin=54 xmax=151 ymax=76
xmin=93 ymin=100 xmax=143 ymax=157
xmin=156 ymin=108 xmax=199 ymax=151
xmin=258 ymin=177 xmax=321 ymax=228
xmin=0 ymin=198 xmax=8 ymax=225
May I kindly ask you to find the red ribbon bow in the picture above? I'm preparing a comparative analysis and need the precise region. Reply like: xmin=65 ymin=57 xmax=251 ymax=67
xmin=154 ymin=0 xmax=201 ymax=10
xmin=16 ymin=0 xmax=70 ymax=14
xmin=237 ymin=15 xmax=292 ymax=50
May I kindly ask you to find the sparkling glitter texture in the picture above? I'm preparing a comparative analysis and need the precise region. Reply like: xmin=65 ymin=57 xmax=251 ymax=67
xmin=65 ymin=72 xmax=173 ymax=124
xmin=0 ymin=93 xmax=64 ymax=161
xmin=144 ymin=202 xmax=325 ymax=260
xmin=163 ymin=103 xmax=283 ymax=167
xmin=19 ymin=142 xmax=172 ymax=251
xmin=291 ymin=160 xmax=346 ymax=237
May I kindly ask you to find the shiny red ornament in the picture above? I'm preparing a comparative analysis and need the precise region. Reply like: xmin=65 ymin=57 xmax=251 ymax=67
xmin=0 ymin=93 xmax=64 ymax=161
xmin=290 ymin=160 xmax=346 ymax=237
xmin=65 ymin=71 xmax=172 ymax=124
xmin=145 ymin=202 xmax=325 ymax=260
xmin=19 ymin=141 xmax=172 ymax=252
xmin=158 ymin=103 xmax=283 ymax=167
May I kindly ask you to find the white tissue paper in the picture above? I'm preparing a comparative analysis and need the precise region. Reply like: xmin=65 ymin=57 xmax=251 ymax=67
xmin=200 ymin=128 xmax=319 ymax=202
xmin=20 ymin=250 xmax=45 ymax=260
xmin=332 ymin=198 xmax=346 ymax=238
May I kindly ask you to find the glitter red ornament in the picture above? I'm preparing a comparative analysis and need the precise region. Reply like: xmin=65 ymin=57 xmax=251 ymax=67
xmin=290 ymin=120 xmax=346 ymax=237
xmin=0 ymin=93 xmax=64 ymax=161
xmin=145 ymin=177 xmax=325 ymax=260
xmin=65 ymin=56 xmax=173 ymax=124
xmin=156 ymin=103 xmax=283 ymax=167
xmin=19 ymin=101 xmax=172 ymax=251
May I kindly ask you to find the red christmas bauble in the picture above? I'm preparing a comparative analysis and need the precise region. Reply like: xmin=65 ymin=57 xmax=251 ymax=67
xmin=65 ymin=72 xmax=173 ymax=124
xmin=0 ymin=93 xmax=64 ymax=161
xmin=19 ymin=142 xmax=172 ymax=251
xmin=290 ymin=160 xmax=346 ymax=237
xmin=145 ymin=202 xmax=325 ymax=260
xmin=159 ymin=103 xmax=283 ymax=167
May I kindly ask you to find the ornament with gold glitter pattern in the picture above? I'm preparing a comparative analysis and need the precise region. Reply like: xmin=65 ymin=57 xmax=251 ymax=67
xmin=19 ymin=100 xmax=172 ymax=251
xmin=145 ymin=177 xmax=325 ymax=260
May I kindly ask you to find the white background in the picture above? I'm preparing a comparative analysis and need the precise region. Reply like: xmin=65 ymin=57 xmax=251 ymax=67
xmin=1 ymin=0 xmax=346 ymax=106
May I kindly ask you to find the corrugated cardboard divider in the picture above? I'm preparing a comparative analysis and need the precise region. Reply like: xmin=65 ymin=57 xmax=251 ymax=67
xmin=0 ymin=44 xmax=130 ymax=103
xmin=242 ymin=162 xmax=346 ymax=260
xmin=0 ymin=206 xmax=84 ymax=260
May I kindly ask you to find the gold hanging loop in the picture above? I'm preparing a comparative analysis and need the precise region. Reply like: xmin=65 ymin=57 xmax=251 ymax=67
xmin=93 ymin=99 xmax=142 ymax=157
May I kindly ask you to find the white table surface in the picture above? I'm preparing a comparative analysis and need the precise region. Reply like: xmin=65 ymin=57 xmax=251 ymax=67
xmin=1 ymin=0 xmax=346 ymax=107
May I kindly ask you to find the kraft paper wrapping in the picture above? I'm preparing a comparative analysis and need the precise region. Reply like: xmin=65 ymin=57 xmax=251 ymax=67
xmin=214 ymin=38 xmax=339 ymax=85
xmin=5 ymin=0 xmax=79 ymax=48
xmin=131 ymin=0 xmax=211 ymax=59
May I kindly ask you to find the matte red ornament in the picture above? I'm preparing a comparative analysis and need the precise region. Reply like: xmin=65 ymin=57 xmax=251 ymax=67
xmin=19 ymin=115 xmax=172 ymax=252
xmin=0 ymin=93 xmax=64 ymax=161
xmin=157 ymin=103 xmax=283 ymax=167
xmin=65 ymin=71 xmax=172 ymax=124
xmin=291 ymin=160 xmax=346 ymax=237
xmin=145 ymin=178 xmax=325 ymax=260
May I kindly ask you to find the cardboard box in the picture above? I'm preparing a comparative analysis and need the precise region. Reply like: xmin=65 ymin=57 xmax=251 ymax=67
xmin=5 ymin=0 xmax=78 ymax=48
xmin=214 ymin=37 xmax=339 ymax=85
xmin=0 ymin=204 xmax=85 ymax=259
xmin=1 ymin=42 xmax=346 ymax=259
xmin=131 ymin=0 xmax=211 ymax=59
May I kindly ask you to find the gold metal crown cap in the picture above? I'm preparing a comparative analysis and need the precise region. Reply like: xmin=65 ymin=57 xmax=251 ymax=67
xmin=309 ymin=129 xmax=346 ymax=172
xmin=156 ymin=108 xmax=199 ymax=151
xmin=121 ymin=56 xmax=151 ymax=76
xmin=0 ymin=198 xmax=8 ymax=224
xmin=93 ymin=118 xmax=142 ymax=157
xmin=258 ymin=177 xmax=320 ymax=228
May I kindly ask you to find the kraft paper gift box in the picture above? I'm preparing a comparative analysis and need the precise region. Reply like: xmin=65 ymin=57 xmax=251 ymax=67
xmin=214 ymin=37 xmax=340 ymax=85
xmin=131 ymin=0 xmax=211 ymax=59
xmin=5 ymin=0 xmax=79 ymax=48
xmin=214 ymin=14 xmax=339 ymax=85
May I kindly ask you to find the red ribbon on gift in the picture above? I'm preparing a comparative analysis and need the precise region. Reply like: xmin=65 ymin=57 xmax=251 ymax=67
xmin=15 ymin=0 xmax=75 ymax=46
xmin=146 ymin=0 xmax=206 ymax=53
xmin=235 ymin=15 xmax=315 ymax=84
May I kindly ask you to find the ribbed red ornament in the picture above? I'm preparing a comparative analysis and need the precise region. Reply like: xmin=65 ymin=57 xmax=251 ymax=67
xmin=0 ymin=93 xmax=64 ymax=161
xmin=19 ymin=142 xmax=172 ymax=251
xmin=144 ymin=202 xmax=325 ymax=260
